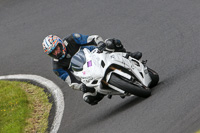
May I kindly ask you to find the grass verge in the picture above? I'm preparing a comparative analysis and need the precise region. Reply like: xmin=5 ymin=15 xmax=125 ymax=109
xmin=0 ymin=80 xmax=52 ymax=133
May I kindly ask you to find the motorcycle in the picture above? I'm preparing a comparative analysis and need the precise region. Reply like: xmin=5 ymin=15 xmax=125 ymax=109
xmin=71 ymin=48 xmax=159 ymax=99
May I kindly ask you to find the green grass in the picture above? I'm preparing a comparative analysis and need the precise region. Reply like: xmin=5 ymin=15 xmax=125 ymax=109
xmin=0 ymin=80 xmax=52 ymax=133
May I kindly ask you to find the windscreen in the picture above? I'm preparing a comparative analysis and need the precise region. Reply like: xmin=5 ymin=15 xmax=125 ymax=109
xmin=71 ymin=50 xmax=86 ymax=71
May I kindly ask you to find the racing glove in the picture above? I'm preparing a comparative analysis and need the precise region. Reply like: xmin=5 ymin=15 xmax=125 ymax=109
xmin=97 ymin=42 xmax=107 ymax=53
xmin=105 ymin=38 xmax=126 ymax=52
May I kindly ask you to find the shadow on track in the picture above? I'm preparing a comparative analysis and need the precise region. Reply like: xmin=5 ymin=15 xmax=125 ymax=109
xmin=71 ymin=97 xmax=146 ymax=133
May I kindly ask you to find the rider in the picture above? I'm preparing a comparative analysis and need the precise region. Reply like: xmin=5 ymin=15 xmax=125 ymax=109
xmin=42 ymin=33 xmax=142 ymax=105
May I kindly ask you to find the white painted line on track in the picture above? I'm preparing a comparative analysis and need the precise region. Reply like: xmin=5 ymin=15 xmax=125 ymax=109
xmin=0 ymin=74 xmax=64 ymax=133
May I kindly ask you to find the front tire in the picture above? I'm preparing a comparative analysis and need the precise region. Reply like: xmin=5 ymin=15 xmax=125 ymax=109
xmin=108 ymin=73 xmax=151 ymax=98
xmin=148 ymin=68 xmax=159 ymax=88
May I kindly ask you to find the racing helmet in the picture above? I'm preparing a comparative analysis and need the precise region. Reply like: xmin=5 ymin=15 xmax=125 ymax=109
xmin=42 ymin=35 xmax=66 ymax=59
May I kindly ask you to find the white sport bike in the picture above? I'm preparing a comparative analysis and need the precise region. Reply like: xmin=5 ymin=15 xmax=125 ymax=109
xmin=71 ymin=48 xmax=159 ymax=98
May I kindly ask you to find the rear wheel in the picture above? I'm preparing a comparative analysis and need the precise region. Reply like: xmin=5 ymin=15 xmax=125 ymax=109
xmin=108 ymin=73 xmax=151 ymax=98
xmin=148 ymin=68 xmax=159 ymax=88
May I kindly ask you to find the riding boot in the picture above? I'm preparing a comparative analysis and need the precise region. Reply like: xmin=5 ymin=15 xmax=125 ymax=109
xmin=83 ymin=92 xmax=105 ymax=105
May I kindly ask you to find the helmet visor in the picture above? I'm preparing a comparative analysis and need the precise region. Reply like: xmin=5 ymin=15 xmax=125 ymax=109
xmin=49 ymin=43 xmax=64 ymax=59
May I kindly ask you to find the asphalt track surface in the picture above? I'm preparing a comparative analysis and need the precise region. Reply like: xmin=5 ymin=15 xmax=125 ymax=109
xmin=1 ymin=0 xmax=200 ymax=133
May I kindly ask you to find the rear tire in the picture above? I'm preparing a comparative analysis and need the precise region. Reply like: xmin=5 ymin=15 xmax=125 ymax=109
xmin=148 ymin=68 xmax=159 ymax=88
xmin=108 ymin=73 xmax=151 ymax=98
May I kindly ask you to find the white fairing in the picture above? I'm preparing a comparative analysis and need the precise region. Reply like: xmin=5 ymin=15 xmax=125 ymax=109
xmin=73 ymin=48 xmax=152 ymax=95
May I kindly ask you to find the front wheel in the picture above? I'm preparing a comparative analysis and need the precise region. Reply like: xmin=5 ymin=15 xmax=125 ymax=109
xmin=148 ymin=68 xmax=159 ymax=88
xmin=108 ymin=73 xmax=151 ymax=98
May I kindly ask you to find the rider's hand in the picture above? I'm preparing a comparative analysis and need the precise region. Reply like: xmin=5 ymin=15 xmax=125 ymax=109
xmin=105 ymin=38 xmax=126 ymax=52
xmin=97 ymin=42 xmax=106 ymax=53
xmin=113 ymin=38 xmax=122 ymax=48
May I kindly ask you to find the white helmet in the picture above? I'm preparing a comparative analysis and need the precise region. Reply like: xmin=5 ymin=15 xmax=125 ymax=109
xmin=42 ymin=35 xmax=66 ymax=59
